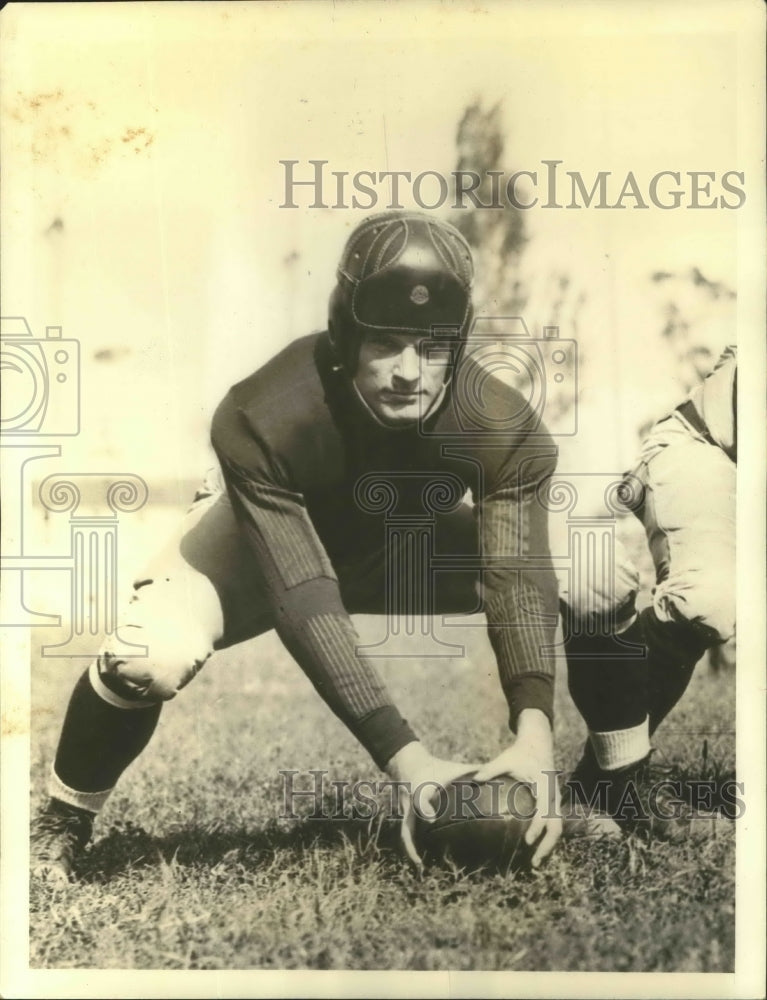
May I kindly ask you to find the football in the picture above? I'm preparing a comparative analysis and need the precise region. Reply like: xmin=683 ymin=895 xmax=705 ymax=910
xmin=414 ymin=774 xmax=538 ymax=874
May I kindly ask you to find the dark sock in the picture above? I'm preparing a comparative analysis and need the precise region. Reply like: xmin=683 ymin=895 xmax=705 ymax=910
xmin=53 ymin=669 xmax=161 ymax=794
xmin=564 ymin=614 xmax=648 ymax=733
xmin=641 ymin=607 xmax=708 ymax=735
xmin=564 ymin=605 xmax=710 ymax=741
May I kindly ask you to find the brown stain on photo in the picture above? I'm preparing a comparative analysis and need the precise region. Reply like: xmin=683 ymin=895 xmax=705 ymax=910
xmin=121 ymin=126 xmax=155 ymax=153
xmin=25 ymin=88 xmax=64 ymax=110
xmin=4 ymin=91 xmax=156 ymax=171
xmin=2 ymin=712 xmax=29 ymax=739
xmin=3 ymin=703 xmax=55 ymax=739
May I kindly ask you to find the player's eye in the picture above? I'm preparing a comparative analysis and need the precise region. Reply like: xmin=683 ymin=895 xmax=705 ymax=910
xmin=368 ymin=334 xmax=400 ymax=354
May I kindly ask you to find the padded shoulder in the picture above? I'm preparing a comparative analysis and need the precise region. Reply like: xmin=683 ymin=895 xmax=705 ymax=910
xmin=211 ymin=334 xmax=346 ymax=490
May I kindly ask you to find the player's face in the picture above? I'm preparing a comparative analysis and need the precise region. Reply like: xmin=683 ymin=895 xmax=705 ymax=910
xmin=354 ymin=330 xmax=451 ymax=426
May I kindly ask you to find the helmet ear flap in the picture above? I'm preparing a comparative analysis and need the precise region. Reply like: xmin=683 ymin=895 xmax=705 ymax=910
xmin=327 ymin=317 xmax=342 ymax=365
xmin=327 ymin=285 xmax=343 ymax=364
xmin=327 ymin=284 xmax=360 ymax=374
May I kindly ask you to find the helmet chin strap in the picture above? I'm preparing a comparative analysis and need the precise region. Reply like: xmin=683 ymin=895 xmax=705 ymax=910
xmin=350 ymin=379 xmax=447 ymax=430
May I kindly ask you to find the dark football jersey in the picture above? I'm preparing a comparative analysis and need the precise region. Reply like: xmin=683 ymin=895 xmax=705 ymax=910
xmin=211 ymin=332 xmax=559 ymax=768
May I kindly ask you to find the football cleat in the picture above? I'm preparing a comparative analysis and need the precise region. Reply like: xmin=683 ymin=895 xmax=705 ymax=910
xmin=30 ymin=798 xmax=94 ymax=885
xmin=565 ymin=743 xmax=731 ymax=843
xmin=560 ymin=781 xmax=622 ymax=840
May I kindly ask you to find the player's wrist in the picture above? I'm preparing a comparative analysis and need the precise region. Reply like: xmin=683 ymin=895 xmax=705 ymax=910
xmin=505 ymin=675 xmax=554 ymax=733
xmin=515 ymin=708 xmax=553 ymax=745
xmin=384 ymin=739 xmax=427 ymax=781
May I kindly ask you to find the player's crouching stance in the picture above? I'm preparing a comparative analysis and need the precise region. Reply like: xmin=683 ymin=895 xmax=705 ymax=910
xmin=32 ymin=211 xmax=585 ymax=884
xmin=561 ymin=347 xmax=737 ymax=840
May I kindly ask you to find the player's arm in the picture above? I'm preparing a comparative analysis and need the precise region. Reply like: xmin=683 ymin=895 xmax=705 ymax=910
xmin=472 ymin=431 xmax=562 ymax=866
xmin=210 ymin=394 xmax=416 ymax=772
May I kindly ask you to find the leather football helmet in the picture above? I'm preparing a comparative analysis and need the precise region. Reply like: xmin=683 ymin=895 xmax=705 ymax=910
xmin=328 ymin=210 xmax=474 ymax=376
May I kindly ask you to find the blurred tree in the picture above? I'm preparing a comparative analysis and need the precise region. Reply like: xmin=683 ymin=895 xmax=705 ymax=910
xmin=651 ymin=266 xmax=735 ymax=393
xmin=449 ymin=100 xmax=584 ymax=436
xmin=451 ymin=100 xmax=525 ymax=311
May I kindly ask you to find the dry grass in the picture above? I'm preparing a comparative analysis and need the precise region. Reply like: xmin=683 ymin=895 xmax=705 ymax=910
xmin=30 ymin=603 xmax=736 ymax=971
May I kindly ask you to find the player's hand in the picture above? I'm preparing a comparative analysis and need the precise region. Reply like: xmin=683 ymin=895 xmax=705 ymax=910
xmin=473 ymin=708 xmax=562 ymax=868
xmin=385 ymin=742 xmax=480 ymax=868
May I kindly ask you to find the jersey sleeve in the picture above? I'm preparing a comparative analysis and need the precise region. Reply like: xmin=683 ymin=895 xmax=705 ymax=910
xmin=210 ymin=392 xmax=417 ymax=769
xmin=475 ymin=429 xmax=560 ymax=731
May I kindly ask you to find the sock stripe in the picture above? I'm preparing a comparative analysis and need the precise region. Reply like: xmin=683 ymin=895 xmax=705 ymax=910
xmin=49 ymin=766 xmax=113 ymax=813
xmin=589 ymin=717 xmax=650 ymax=770
xmin=89 ymin=660 xmax=157 ymax=710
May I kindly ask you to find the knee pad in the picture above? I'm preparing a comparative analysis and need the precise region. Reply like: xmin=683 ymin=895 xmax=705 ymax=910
xmin=96 ymin=644 xmax=208 ymax=703
xmin=94 ymin=571 xmax=222 ymax=703
xmin=653 ymin=578 xmax=735 ymax=646
xmin=105 ymin=607 xmax=215 ymax=700
xmin=95 ymin=611 xmax=216 ymax=705
xmin=559 ymin=536 xmax=640 ymax=635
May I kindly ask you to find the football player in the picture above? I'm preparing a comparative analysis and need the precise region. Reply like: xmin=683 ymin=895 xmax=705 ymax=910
xmin=32 ymin=210 xmax=590 ymax=883
xmin=562 ymin=346 xmax=736 ymax=838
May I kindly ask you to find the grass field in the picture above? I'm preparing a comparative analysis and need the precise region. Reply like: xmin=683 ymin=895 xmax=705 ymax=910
xmin=30 ymin=606 xmax=736 ymax=972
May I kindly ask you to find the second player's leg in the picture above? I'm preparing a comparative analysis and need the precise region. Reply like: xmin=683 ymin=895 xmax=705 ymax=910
xmin=637 ymin=428 xmax=735 ymax=732
xmin=561 ymin=422 xmax=735 ymax=836
xmin=643 ymin=432 xmax=735 ymax=643
xmin=558 ymin=532 xmax=652 ymax=769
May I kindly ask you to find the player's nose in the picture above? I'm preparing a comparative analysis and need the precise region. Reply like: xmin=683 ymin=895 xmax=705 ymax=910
xmin=393 ymin=344 xmax=420 ymax=384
